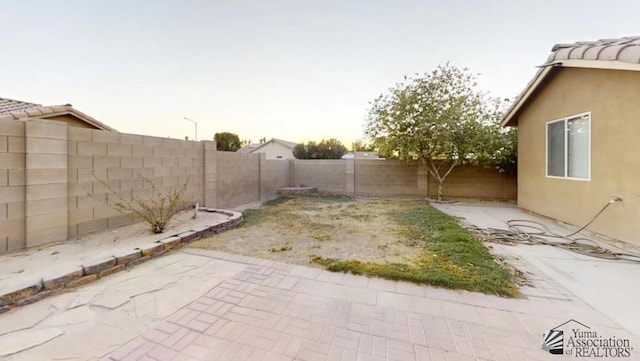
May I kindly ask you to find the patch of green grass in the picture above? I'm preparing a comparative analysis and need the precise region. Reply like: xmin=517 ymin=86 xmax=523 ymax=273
xmin=312 ymin=203 xmax=519 ymax=297
xmin=268 ymin=245 xmax=292 ymax=253
xmin=262 ymin=194 xmax=354 ymax=207
xmin=239 ymin=208 xmax=263 ymax=227
xmin=262 ymin=196 xmax=294 ymax=206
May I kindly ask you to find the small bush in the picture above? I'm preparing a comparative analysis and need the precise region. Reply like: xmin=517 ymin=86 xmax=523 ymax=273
xmin=92 ymin=172 xmax=189 ymax=233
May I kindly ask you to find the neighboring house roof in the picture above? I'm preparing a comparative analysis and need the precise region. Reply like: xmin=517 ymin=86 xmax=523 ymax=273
xmin=267 ymin=138 xmax=298 ymax=149
xmin=0 ymin=97 xmax=115 ymax=131
xmin=341 ymin=151 xmax=381 ymax=159
xmin=502 ymin=36 xmax=640 ymax=127
xmin=238 ymin=138 xmax=297 ymax=153
xmin=0 ymin=98 xmax=39 ymax=114
xmin=237 ymin=143 xmax=261 ymax=153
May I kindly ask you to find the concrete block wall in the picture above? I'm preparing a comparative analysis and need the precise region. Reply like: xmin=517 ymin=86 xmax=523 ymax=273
xmin=0 ymin=118 xmax=516 ymax=254
xmin=214 ymin=151 xmax=260 ymax=208
xmin=292 ymin=158 xmax=516 ymax=200
xmin=355 ymin=160 xmax=423 ymax=197
xmin=426 ymin=164 xmax=518 ymax=199
xmin=25 ymin=121 xmax=69 ymax=248
xmin=0 ymin=120 xmax=26 ymax=252
xmin=260 ymin=156 xmax=292 ymax=201
xmin=0 ymin=120 xmax=293 ymax=254
xmin=295 ymin=159 xmax=426 ymax=197
xmin=293 ymin=160 xmax=347 ymax=194
xmin=67 ymin=127 xmax=204 ymax=238
xmin=203 ymin=141 xmax=217 ymax=208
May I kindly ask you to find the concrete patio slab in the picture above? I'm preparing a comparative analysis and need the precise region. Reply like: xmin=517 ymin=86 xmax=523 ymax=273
xmin=431 ymin=201 xmax=640 ymax=338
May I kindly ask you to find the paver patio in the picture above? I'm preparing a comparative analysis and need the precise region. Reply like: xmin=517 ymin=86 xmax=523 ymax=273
xmin=2 ymin=200 xmax=639 ymax=361
xmin=2 ymin=245 xmax=637 ymax=361
xmin=105 ymin=249 xmax=640 ymax=361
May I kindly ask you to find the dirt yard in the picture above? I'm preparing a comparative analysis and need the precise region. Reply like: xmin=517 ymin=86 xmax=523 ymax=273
xmin=191 ymin=197 xmax=428 ymax=267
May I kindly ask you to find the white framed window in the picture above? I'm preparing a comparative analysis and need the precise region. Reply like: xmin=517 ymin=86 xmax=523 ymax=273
xmin=546 ymin=112 xmax=591 ymax=180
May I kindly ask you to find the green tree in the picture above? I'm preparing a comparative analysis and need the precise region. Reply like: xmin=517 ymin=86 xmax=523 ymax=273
xmin=478 ymin=98 xmax=518 ymax=174
xmin=293 ymin=138 xmax=347 ymax=159
xmin=366 ymin=64 xmax=502 ymax=201
xmin=489 ymin=126 xmax=517 ymax=174
xmin=214 ymin=132 xmax=241 ymax=151
xmin=351 ymin=140 xmax=374 ymax=152
xmin=371 ymin=136 xmax=398 ymax=159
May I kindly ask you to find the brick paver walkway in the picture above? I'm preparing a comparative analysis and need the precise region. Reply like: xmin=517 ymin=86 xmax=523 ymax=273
xmin=103 ymin=249 xmax=637 ymax=361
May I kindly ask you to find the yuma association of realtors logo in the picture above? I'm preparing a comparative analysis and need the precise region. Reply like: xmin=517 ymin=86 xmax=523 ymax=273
xmin=542 ymin=328 xmax=564 ymax=354
xmin=542 ymin=319 xmax=634 ymax=358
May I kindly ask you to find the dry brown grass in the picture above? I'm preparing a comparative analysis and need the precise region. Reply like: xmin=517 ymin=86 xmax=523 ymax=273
xmin=190 ymin=195 xmax=518 ymax=296
xmin=190 ymin=196 xmax=423 ymax=265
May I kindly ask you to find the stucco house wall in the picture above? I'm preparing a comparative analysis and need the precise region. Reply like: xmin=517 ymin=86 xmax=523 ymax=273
xmin=256 ymin=141 xmax=295 ymax=160
xmin=516 ymin=66 xmax=640 ymax=246
xmin=45 ymin=114 xmax=100 ymax=129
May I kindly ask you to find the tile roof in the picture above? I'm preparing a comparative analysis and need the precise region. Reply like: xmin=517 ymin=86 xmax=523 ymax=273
xmin=0 ymin=97 xmax=42 ymax=115
xmin=548 ymin=36 xmax=640 ymax=64
xmin=0 ymin=97 xmax=115 ymax=131
xmin=502 ymin=35 xmax=640 ymax=127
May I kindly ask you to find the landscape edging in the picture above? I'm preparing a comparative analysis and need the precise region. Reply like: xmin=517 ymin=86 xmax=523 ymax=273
xmin=0 ymin=208 xmax=243 ymax=314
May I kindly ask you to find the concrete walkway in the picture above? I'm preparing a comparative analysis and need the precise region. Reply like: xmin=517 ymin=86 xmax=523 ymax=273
xmin=431 ymin=202 xmax=640 ymax=338
xmin=2 ymin=247 xmax=638 ymax=361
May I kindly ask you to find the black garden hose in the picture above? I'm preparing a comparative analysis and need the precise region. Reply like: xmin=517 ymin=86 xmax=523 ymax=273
xmin=466 ymin=200 xmax=640 ymax=263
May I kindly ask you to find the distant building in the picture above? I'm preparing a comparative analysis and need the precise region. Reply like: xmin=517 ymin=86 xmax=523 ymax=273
xmin=237 ymin=138 xmax=297 ymax=159
xmin=0 ymin=97 xmax=114 ymax=130
xmin=341 ymin=151 xmax=381 ymax=160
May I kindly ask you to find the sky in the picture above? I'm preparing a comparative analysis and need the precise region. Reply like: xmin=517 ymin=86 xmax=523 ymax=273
xmin=1 ymin=0 xmax=638 ymax=147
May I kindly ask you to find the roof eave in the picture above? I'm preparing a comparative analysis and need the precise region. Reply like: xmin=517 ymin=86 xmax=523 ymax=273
xmin=272 ymin=138 xmax=297 ymax=149
xmin=501 ymin=59 xmax=640 ymax=127
xmin=501 ymin=65 xmax=557 ymax=127
xmin=63 ymin=107 xmax=116 ymax=131
xmin=248 ymin=140 xmax=272 ymax=153
xmin=249 ymin=138 xmax=297 ymax=153
xmin=0 ymin=105 xmax=115 ymax=131
xmin=556 ymin=59 xmax=640 ymax=72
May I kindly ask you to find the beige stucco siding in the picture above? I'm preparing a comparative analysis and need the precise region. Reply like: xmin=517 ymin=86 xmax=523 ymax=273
xmin=44 ymin=115 xmax=99 ymax=129
xmin=517 ymin=67 xmax=640 ymax=246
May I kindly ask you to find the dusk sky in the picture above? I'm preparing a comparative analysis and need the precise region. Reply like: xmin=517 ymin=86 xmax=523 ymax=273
xmin=1 ymin=1 xmax=638 ymax=146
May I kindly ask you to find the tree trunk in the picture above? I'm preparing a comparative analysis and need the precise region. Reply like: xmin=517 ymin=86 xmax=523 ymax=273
xmin=422 ymin=157 xmax=456 ymax=202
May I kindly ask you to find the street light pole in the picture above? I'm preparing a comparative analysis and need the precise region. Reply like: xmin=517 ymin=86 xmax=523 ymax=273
xmin=183 ymin=117 xmax=198 ymax=141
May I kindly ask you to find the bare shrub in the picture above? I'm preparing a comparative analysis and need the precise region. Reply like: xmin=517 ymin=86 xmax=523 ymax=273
xmin=92 ymin=171 xmax=189 ymax=233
